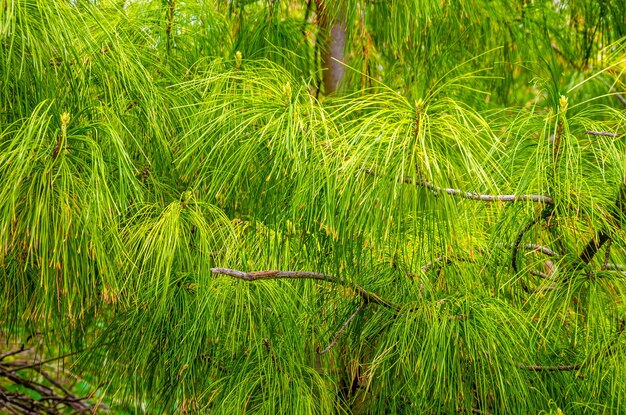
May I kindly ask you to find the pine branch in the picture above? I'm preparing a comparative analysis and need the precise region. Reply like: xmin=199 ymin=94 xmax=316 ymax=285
xmin=0 ymin=367 xmax=94 ymax=414
xmin=364 ymin=169 xmax=553 ymax=204
xmin=524 ymin=244 xmax=557 ymax=257
xmin=584 ymin=130 xmax=623 ymax=137
xmin=318 ymin=303 xmax=367 ymax=355
xmin=210 ymin=268 xmax=399 ymax=309
xmin=579 ymin=182 xmax=626 ymax=264
xmin=408 ymin=177 xmax=554 ymax=204
xmin=512 ymin=208 xmax=554 ymax=273
xmin=529 ymin=270 xmax=552 ymax=279
xmin=580 ymin=232 xmax=612 ymax=265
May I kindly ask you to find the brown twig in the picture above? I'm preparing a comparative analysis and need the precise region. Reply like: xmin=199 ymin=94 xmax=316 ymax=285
xmin=318 ymin=303 xmax=366 ymax=355
xmin=210 ymin=268 xmax=399 ymax=309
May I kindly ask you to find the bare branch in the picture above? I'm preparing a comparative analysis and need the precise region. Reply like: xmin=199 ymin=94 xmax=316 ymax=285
xmin=364 ymin=169 xmax=553 ymax=205
xmin=584 ymin=130 xmax=623 ymax=137
xmin=524 ymin=244 xmax=557 ymax=257
xmin=210 ymin=268 xmax=399 ymax=309
xmin=599 ymin=263 xmax=626 ymax=276
xmin=407 ymin=178 xmax=554 ymax=204
xmin=319 ymin=303 xmax=366 ymax=355
xmin=0 ymin=348 xmax=103 ymax=414
xmin=529 ymin=270 xmax=551 ymax=279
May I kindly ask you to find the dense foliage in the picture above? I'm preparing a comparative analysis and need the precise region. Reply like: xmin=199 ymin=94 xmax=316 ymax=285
xmin=1 ymin=0 xmax=626 ymax=413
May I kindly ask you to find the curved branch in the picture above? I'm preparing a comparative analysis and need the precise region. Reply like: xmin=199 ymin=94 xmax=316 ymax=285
xmin=512 ymin=208 xmax=553 ymax=273
xmin=318 ymin=303 xmax=366 ymax=355
xmin=579 ymin=182 xmax=626 ymax=264
xmin=364 ymin=169 xmax=553 ymax=204
xmin=210 ymin=268 xmax=399 ymax=309
xmin=580 ymin=232 xmax=612 ymax=265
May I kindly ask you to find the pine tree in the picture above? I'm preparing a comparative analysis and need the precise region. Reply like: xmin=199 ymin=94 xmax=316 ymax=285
xmin=1 ymin=1 xmax=625 ymax=413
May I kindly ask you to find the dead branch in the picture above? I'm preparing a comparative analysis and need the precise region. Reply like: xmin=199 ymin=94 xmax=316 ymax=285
xmin=0 ymin=348 xmax=103 ymax=414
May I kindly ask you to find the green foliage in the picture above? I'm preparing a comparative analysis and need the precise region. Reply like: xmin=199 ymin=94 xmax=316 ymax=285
xmin=1 ymin=0 xmax=625 ymax=413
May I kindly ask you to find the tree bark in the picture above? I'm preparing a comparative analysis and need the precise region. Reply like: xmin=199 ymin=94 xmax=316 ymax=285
xmin=316 ymin=0 xmax=347 ymax=94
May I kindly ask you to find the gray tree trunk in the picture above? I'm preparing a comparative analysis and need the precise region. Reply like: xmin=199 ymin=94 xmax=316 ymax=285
xmin=316 ymin=0 xmax=347 ymax=94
